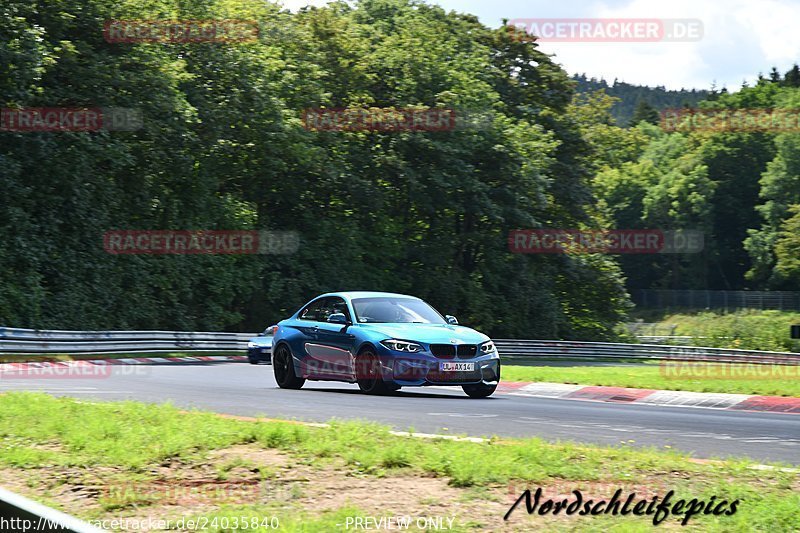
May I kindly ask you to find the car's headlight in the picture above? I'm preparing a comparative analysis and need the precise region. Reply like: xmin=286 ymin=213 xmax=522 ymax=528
xmin=247 ymin=342 xmax=257 ymax=348
xmin=380 ymin=339 xmax=423 ymax=353
xmin=479 ymin=340 xmax=497 ymax=354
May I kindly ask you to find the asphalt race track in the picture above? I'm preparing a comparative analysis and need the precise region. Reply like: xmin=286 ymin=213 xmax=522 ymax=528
xmin=1 ymin=360 xmax=798 ymax=464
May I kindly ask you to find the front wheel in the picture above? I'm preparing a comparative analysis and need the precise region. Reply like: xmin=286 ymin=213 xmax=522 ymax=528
xmin=273 ymin=345 xmax=305 ymax=389
xmin=355 ymin=350 xmax=391 ymax=395
xmin=462 ymin=383 xmax=497 ymax=398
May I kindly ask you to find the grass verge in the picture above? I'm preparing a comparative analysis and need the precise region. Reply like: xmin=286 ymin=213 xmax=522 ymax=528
xmin=501 ymin=361 xmax=800 ymax=397
xmin=0 ymin=392 xmax=797 ymax=531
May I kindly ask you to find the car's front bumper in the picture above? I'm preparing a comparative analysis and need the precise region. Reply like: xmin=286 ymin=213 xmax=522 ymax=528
xmin=376 ymin=346 xmax=500 ymax=386
xmin=247 ymin=345 xmax=272 ymax=362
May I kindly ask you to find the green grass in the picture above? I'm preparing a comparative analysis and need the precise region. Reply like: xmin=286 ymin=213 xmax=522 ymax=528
xmin=633 ymin=309 xmax=800 ymax=352
xmin=501 ymin=362 xmax=800 ymax=397
xmin=0 ymin=393 xmax=797 ymax=532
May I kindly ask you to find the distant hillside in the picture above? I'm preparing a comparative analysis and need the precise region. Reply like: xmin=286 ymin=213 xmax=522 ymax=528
xmin=573 ymin=75 xmax=710 ymax=126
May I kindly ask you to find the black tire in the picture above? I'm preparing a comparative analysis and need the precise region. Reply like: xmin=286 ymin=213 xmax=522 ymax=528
xmin=355 ymin=349 xmax=391 ymax=395
xmin=248 ymin=355 xmax=260 ymax=365
xmin=462 ymin=383 xmax=497 ymax=398
xmin=273 ymin=345 xmax=305 ymax=389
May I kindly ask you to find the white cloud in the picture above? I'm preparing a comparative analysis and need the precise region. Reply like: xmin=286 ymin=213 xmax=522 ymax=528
xmin=530 ymin=0 xmax=800 ymax=89
xmin=735 ymin=0 xmax=800 ymax=67
xmin=271 ymin=0 xmax=800 ymax=90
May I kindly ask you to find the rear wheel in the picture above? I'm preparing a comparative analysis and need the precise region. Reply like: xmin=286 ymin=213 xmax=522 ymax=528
xmin=462 ymin=383 xmax=496 ymax=398
xmin=273 ymin=345 xmax=305 ymax=389
xmin=356 ymin=350 xmax=391 ymax=395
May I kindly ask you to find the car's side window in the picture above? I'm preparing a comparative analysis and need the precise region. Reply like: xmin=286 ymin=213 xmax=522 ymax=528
xmin=328 ymin=297 xmax=352 ymax=323
xmin=299 ymin=297 xmax=352 ymax=323
xmin=299 ymin=298 xmax=330 ymax=321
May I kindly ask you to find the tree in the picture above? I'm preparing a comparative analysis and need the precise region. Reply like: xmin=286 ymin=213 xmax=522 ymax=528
xmin=0 ymin=0 xmax=631 ymax=339
xmin=773 ymin=205 xmax=800 ymax=286
xmin=744 ymin=87 xmax=800 ymax=288
xmin=629 ymin=99 xmax=660 ymax=126
xmin=783 ymin=64 xmax=800 ymax=88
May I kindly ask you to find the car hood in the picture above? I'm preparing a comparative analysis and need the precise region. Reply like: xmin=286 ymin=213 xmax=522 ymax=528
xmin=358 ymin=323 xmax=489 ymax=345
xmin=248 ymin=335 xmax=273 ymax=345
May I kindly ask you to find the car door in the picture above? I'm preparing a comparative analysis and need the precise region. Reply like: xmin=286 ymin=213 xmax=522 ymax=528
xmin=313 ymin=297 xmax=356 ymax=376
xmin=294 ymin=297 xmax=328 ymax=377
xmin=297 ymin=297 xmax=352 ymax=378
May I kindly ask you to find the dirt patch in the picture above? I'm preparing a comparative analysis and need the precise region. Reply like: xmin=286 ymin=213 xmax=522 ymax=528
xmin=208 ymin=444 xmax=290 ymax=469
xmin=0 ymin=445 xmax=762 ymax=531
xmin=205 ymin=445 xmax=515 ymax=529
xmin=2 ymin=445 xmax=519 ymax=530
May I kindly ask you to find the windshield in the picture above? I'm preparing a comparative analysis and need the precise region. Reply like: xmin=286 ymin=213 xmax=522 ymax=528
xmin=352 ymin=297 xmax=446 ymax=324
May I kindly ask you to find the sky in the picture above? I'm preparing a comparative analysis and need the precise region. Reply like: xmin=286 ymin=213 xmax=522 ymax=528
xmin=279 ymin=0 xmax=800 ymax=91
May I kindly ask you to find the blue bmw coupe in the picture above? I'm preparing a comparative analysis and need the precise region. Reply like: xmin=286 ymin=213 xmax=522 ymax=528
xmin=271 ymin=291 xmax=500 ymax=397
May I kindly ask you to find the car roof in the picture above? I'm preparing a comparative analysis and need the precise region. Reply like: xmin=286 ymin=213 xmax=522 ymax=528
xmin=319 ymin=291 xmax=419 ymax=300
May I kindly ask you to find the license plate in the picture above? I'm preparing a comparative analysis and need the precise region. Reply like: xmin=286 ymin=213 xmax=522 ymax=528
xmin=439 ymin=362 xmax=474 ymax=372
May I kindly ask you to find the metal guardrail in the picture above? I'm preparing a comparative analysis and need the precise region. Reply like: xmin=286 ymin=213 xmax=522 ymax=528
xmin=1 ymin=327 xmax=797 ymax=364
xmin=633 ymin=335 xmax=694 ymax=345
xmin=493 ymin=339 xmax=800 ymax=365
xmin=0 ymin=486 xmax=105 ymax=532
xmin=0 ymin=327 xmax=256 ymax=354
xmin=632 ymin=289 xmax=800 ymax=310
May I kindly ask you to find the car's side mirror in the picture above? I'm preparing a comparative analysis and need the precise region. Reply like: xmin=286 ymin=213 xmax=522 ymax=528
xmin=445 ymin=315 xmax=458 ymax=325
xmin=328 ymin=312 xmax=349 ymax=324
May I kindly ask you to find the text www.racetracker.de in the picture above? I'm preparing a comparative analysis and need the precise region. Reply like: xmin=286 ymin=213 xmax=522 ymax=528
xmin=0 ymin=516 xmax=280 ymax=531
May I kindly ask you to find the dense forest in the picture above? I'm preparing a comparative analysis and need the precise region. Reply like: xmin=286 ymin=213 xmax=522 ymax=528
xmin=1 ymin=0 xmax=799 ymax=338
xmin=573 ymin=75 xmax=709 ymax=126
xmin=582 ymin=66 xmax=800 ymax=294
